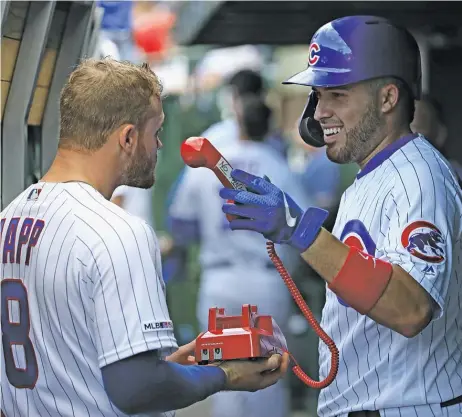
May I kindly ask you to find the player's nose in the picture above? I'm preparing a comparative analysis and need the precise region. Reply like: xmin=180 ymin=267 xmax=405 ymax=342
xmin=313 ymin=97 xmax=334 ymax=122
xmin=157 ymin=138 xmax=163 ymax=150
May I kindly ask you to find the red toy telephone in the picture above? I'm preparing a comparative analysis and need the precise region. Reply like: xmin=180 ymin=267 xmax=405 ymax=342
xmin=196 ymin=304 xmax=284 ymax=364
xmin=180 ymin=137 xmax=339 ymax=389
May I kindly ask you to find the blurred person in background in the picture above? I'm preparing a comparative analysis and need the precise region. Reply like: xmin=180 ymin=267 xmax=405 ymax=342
xmin=96 ymin=1 xmax=176 ymax=64
xmin=161 ymin=69 xmax=292 ymax=282
xmin=166 ymin=95 xmax=312 ymax=417
xmin=95 ymin=0 xmax=140 ymax=63
xmin=110 ymin=184 xmax=155 ymax=227
xmin=204 ymin=69 xmax=290 ymax=158
xmin=131 ymin=0 xmax=177 ymax=65
xmin=411 ymin=94 xmax=462 ymax=184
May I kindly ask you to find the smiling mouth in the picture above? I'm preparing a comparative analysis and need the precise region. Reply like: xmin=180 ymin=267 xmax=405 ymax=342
xmin=323 ymin=127 xmax=343 ymax=143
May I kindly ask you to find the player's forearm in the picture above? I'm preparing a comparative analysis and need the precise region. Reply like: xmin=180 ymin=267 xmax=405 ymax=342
xmin=300 ymin=228 xmax=349 ymax=283
xmin=101 ymin=350 xmax=226 ymax=415
xmin=301 ymin=228 xmax=433 ymax=337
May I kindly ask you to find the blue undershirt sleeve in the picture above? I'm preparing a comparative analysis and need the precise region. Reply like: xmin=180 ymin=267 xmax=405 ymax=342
xmin=101 ymin=350 xmax=227 ymax=415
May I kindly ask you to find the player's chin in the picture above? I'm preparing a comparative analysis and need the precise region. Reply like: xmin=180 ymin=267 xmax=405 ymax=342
xmin=325 ymin=142 xmax=348 ymax=164
xmin=142 ymin=165 xmax=156 ymax=188
xmin=130 ymin=173 xmax=155 ymax=189
xmin=143 ymin=174 xmax=156 ymax=189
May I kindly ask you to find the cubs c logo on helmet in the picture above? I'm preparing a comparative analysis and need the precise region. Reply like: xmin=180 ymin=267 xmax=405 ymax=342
xmin=401 ymin=220 xmax=445 ymax=263
xmin=308 ymin=42 xmax=321 ymax=66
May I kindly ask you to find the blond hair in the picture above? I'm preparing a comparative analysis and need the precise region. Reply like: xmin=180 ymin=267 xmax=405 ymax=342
xmin=59 ymin=58 xmax=163 ymax=150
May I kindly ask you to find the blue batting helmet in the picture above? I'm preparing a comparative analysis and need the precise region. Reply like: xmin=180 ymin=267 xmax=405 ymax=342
xmin=283 ymin=16 xmax=422 ymax=147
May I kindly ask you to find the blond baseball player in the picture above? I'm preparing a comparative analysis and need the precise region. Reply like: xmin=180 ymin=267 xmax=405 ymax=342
xmin=0 ymin=58 xmax=289 ymax=417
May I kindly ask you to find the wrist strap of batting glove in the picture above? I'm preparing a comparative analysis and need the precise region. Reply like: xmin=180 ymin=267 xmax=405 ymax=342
xmin=288 ymin=207 xmax=329 ymax=252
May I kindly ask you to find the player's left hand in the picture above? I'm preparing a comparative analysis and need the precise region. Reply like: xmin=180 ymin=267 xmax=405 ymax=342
xmin=165 ymin=340 xmax=197 ymax=365
xmin=220 ymin=169 xmax=329 ymax=252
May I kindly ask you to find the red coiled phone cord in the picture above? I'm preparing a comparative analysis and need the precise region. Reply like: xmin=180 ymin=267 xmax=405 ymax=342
xmin=266 ymin=241 xmax=339 ymax=389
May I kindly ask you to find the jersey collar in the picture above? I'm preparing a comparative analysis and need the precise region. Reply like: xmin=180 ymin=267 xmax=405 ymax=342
xmin=356 ymin=133 xmax=418 ymax=180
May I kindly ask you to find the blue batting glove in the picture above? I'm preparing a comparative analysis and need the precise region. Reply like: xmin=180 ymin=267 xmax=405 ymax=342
xmin=220 ymin=169 xmax=329 ymax=252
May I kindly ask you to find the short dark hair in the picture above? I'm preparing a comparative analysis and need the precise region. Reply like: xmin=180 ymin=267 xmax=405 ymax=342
xmin=226 ymin=69 xmax=264 ymax=97
xmin=240 ymin=95 xmax=271 ymax=140
xmin=367 ymin=77 xmax=415 ymax=124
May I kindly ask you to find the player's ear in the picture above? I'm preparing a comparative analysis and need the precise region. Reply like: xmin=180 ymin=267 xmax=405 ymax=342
xmin=380 ymin=83 xmax=400 ymax=114
xmin=118 ymin=124 xmax=138 ymax=154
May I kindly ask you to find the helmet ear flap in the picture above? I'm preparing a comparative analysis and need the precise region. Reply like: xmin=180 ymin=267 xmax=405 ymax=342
xmin=298 ymin=91 xmax=325 ymax=147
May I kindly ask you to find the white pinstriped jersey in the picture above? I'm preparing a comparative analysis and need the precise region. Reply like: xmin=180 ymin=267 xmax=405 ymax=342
xmin=317 ymin=134 xmax=462 ymax=417
xmin=1 ymin=182 xmax=177 ymax=417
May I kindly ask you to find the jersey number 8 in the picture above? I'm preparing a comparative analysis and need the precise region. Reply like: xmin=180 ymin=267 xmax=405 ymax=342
xmin=1 ymin=279 xmax=38 ymax=389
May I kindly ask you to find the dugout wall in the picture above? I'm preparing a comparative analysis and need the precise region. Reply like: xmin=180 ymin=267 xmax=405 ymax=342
xmin=1 ymin=1 xmax=101 ymax=210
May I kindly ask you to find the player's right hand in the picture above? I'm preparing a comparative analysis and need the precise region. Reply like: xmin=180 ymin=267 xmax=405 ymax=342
xmin=214 ymin=352 xmax=290 ymax=392
xmin=220 ymin=169 xmax=329 ymax=252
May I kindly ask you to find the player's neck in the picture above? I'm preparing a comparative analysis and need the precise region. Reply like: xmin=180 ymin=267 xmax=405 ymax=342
xmin=358 ymin=126 xmax=412 ymax=169
xmin=41 ymin=147 xmax=118 ymax=199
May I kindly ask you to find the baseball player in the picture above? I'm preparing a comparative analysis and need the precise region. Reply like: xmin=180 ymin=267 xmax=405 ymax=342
xmin=217 ymin=16 xmax=462 ymax=417
xmin=167 ymin=95 xmax=311 ymax=417
xmin=0 ymin=58 xmax=289 ymax=417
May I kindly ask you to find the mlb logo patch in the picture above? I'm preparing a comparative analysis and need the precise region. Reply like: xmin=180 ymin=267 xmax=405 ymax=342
xmin=27 ymin=187 xmax=42 ymax=201
xmin=142 ymin=320 xmax=173 ymax=333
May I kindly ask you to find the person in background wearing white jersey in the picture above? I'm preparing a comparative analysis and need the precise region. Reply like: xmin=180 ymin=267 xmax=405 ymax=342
xmin=203 ymin=68 xmax=290 ymax=157
xmin=111 ymin=184 xmax=155 ymax=228
xmin=167 ymin=94 xmax=310 ymax=417
xmin=162 ymin=70 xmax=292 ymax=285
xmin=217 ymin=16 xmax=462 ymax=417
xmin=0 ymin=58 xmax=289 ymax=417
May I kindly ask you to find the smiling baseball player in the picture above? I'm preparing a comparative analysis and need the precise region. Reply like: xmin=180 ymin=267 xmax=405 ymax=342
xmin=218 ymin=16 xmax=462 ymax=417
